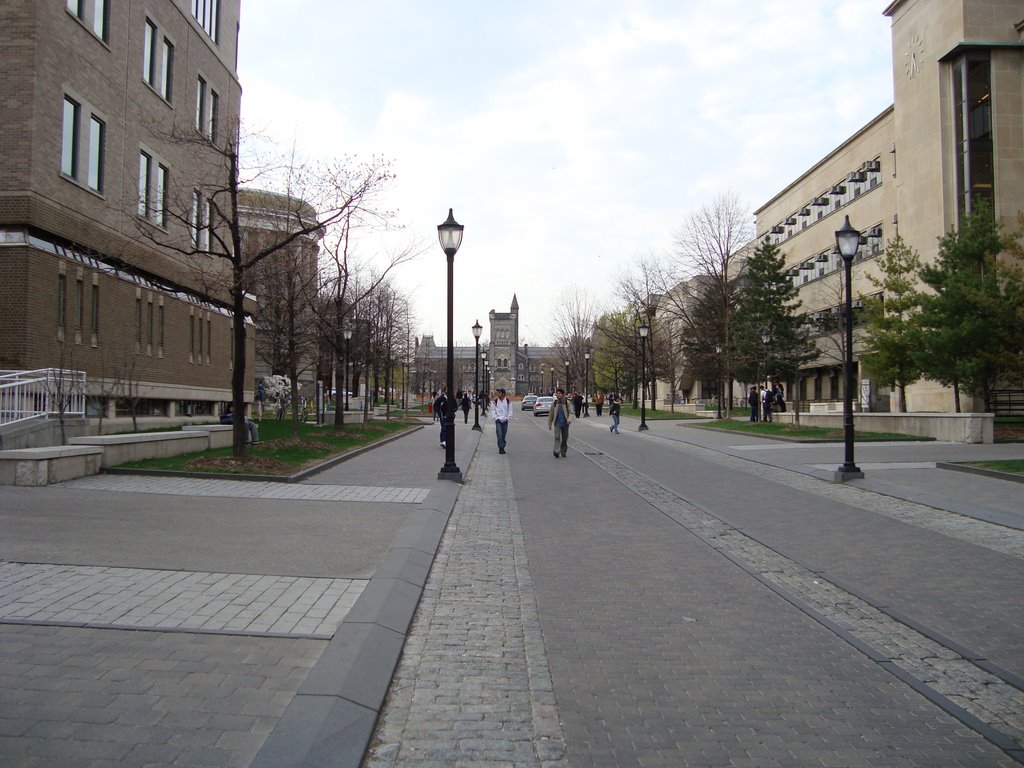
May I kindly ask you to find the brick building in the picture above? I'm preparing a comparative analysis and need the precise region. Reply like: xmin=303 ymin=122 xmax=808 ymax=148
xmin=0 ymin=0 xmax=249 ymax=427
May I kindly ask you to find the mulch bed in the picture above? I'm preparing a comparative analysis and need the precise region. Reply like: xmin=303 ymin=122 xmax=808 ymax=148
xmin=183 ymin=438 xmax=337 ymax=475
xmin=995 ymin=423 xmax=1024 ymax=442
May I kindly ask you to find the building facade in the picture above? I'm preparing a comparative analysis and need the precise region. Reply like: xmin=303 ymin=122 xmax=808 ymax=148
xmin=0 ymin=0 xmax=248 ymax=426
xmin=414 ymin=296 xmax=565 ymax=398
xmin=754 ymin=0 xmax=1024 ymax=412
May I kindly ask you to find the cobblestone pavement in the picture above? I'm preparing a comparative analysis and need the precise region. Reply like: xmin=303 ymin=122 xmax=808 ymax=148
xmin=0 ymin=562 xmax=365 ymax=638
xmin=364 ymin=444 xmax=567 ymax=767
xmin=0 ymin=623 xmax=323 ymax=768
xmin=58 ymin=476 xmax=430 ymax=504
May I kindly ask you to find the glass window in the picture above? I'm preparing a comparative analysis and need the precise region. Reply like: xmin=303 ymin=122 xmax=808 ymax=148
xmin=160 ymin=38 xmax=174 ymax=100
xmin=208 ymin=90 xmax=219 ymax=140
xmin=195 ymin=76 xmax=206 ymax=131
xmin=143 ymin=20 xmax=156 ymax=84
xmin=88 ymin=115 xmax=104 ymax=192
xmin=57 ymin=274 xmax=67 ymax=332
xmin=62 ymin=97 xmax=80 ymax=178
xmin=147 ymin=301 xmax=154 ymax=347
xmin=75 ymin=279 xmax=84 ymax=330
xmin=155 ymin=164 xmax=168 ymax=226
xmin=91 ymin=284 xmax=100 ymax=337
xmin=135 ymin=298 xmax=142 ymax=346
xmin=67 ymin=0 xmax=83 ymax=19
xmin=138 ymin=151 xmax=150 ymax=216
xmin=93 ymin=0 xmax=108 ymax=40
xmin=953 ymin=52 xmax=994 ymax=219
xmin=191 ymin=191 xmax=201 ymax=248
xmin=189 ymin=315 xmax=196 ymax=357
xmin=158 ymin=304 xmax=165 ymax=351
xmin=192 ymin=0 xmax=219 ymax=43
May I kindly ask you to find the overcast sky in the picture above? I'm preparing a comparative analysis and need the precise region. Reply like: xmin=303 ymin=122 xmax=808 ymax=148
xmin=237 ymin=1 xmax=895 ymax=347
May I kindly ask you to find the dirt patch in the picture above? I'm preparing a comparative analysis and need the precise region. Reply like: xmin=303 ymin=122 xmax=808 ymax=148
xmin=184 ymin=456 xmax=293 ymax=475
xmin=995 ymin=422 xmax=1024 ymax=442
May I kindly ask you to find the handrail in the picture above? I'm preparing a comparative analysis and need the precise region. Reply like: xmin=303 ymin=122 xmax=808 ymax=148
xmin=0 ymin=369 xmax=87 ymax=427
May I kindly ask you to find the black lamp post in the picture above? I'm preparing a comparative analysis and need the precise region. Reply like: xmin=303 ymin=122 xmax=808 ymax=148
xmin=438 ymin=208 xmax=464 ymax=482
xmin=638 ymin=322 xmax=650 ymax=431
xmin=564 ymin=360 xmax=570 ymax=392
xmin=760 ymin=326 xmax=772 ymax=389
xmin=834 ymin=215 xmax=864 ymax=482
xmin=342 ymin=325 xmax=352 ymax=425
xmin=472 ymin=319 xmax=482 ymax=431
xmin=550 ymin=364 xmax=554 ymax=393
xmin=715 ymin=343 xmax=723 ymax=419
xmin=584 ymin=348 xmax=591 ymax=416
xmin=540 ymin=364 xmax=545 ymax=394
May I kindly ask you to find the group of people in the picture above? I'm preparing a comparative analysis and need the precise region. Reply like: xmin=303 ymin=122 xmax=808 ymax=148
xmin=432 ymin=388 xmax=489 ymax=448
xmin=747 ymin=383 xmax=786 ymax=423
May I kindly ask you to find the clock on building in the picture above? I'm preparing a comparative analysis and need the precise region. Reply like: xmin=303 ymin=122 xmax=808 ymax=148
xmin=905 ymin=33 xmax=924 ymax=80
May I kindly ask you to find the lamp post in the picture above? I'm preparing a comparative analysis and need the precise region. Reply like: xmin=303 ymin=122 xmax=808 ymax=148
xmin=342 ymin=325 xmax=353 ymax=425
xmin=583 ymin=349 xmax=591 ymax=416
xmin=564 ymin=360 xmax=570 ymax=393
xmin=550 ymin=364 xmax=554 ymax=393
xmin=437 ymin=208 xmax=464 ymax=482
xmin=834 ymin=215 xmax=864 ymax=482
xmin=715 ymin=343 xmax=723 ymax=419
xmin=760 ymin=326 xmax=772 ymax=390
xmin=638 ymin=322 xmax=650 ymax=431
xmin=540 ymin=364 xmax=545 ymax=394
xmin=472 ymin=320 xmax=482 ymax=431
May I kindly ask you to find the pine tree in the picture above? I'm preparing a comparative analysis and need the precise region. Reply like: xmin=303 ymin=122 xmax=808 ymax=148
xmin=860 ymin=235 xmax=922 ymax=412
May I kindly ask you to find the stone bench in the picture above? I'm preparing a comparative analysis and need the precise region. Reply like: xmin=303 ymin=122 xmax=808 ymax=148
xmin=181 ymin=424 xmax=234 ymax=449
xmin=68 ymin=431 xmax=210 ymax=467
xmin=0 ymin=446 xmax=104 ymax=486
xmin=773 ymin=412 xmax=994 ymax=443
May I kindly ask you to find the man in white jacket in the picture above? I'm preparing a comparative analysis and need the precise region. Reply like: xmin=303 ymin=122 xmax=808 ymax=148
xmin=492 ymin=387 xmax=512 ymax=454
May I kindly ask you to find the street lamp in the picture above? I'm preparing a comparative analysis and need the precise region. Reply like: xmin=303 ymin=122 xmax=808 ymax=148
xmin=715 ymin=343 xmax=723 ymax=419
xmin=760 ymin=326 xmax=772 ymax=390
xmin=834 ymin=215 xmax=864 ymax=482
xmin=472 ymin=320 xmax=482 ymax=431
xmin=342 ymin=325 xmax=353 ymax=425
xmin=564 ymin=360 xmax=570 ymax=393
xmin=584 ymin=348 xmax=591 ymax=416
xmin=438 ymin=208 xmax=464 ymax=482
xmin=540 ymin=364 xmax=545 ymax=394
xmin=638 ymin=323 xmax=650 ymax=431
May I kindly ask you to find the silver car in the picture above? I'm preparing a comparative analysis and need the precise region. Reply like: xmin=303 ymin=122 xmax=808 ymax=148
xmin=532 ymin=396 xmax=555 ymax=416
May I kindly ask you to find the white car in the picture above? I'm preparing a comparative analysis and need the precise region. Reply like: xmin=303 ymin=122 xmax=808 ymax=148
xmin=521 ymin=394 xmax=539 ymax=411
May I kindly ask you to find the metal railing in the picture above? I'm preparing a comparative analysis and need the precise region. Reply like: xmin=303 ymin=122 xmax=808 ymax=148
xmin=0 ymin=369 xmax=87 ymax=427
xmin=992 ymin=389 xmax=1024 ymax=416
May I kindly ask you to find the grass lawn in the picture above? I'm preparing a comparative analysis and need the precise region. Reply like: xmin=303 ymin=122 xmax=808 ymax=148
xmin=115 ymin=418 xmax=416 ymax=475
xmin=618 ymin=405 xmax=710 ymax=421
xmin=687 ymin=418 xmax=930 ymax=442
xmin=962 ymin=459 xmax=1024 ymax=475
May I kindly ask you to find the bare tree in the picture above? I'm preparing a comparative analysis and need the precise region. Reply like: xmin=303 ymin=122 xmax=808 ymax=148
xmin=551 ymin=287 xmax=601 ymax=392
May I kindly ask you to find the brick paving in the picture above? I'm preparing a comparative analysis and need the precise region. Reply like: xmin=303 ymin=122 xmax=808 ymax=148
xmin=0 ymin=562 xmax=366 ymax=638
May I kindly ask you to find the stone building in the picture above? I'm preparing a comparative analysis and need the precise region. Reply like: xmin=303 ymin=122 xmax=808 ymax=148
xmin=754 ymin=0 xmax=1024 ymax=412
xmin=0 ymin=0 xmax=248 ymax=432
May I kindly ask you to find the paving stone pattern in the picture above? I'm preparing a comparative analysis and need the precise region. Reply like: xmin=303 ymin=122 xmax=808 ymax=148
xmin=0 ymin=623 xmax=323 ymax=768
xmin=60 ymin=476 xmax=430 ymax=504
xmin=0 ymin=562 xmax=366 ymax=638
xmin=576 ymin=435 xmax=1024 ymax=760
xmin=364 ymin=447 xmax=567 ymax=767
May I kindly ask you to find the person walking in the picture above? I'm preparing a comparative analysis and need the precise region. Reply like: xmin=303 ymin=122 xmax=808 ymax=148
xmin=571 ymin=391 xmax=584 ymax=419
xmin=548 ymin=387 xmax=573 ymax=458
xmin=608 ymin=393 xmax=621 ymax=434
xmin=761 ymin=384 xmax=773 ymax=423
xmin=433 ymin=389 xmax=449 ymax=448
xmin=747 ymin=386 xmax=759 ymax=422
xmin=594 ymin=389 xmax=605 ymax=417
xmin=460 ymin=391 xmax=471 ymax=424
xmin=492 ymin=387 xmax=512 ymax=454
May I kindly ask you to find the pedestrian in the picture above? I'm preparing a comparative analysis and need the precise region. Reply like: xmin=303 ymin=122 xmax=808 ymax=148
xmin=761 ymin=384 xmax=773 ymax=423
xmin=773 ymin=383 xmax=787 ymax=413
xmin=608 ymin=393 xmax=621 ymax=434
xmin=220 ymin=403 xmax=260 ymax=444
xmin=492 ymin=387 xmax=512 ymax=454
xmin=747 ymin=386 xmax=759 ymax=422
xmin=434 ymin=389 xmax=449 ymax=448
xmin=548 ymin=387 xmax=573 ymax=458
xmin=572 ymin=390 xmax=584 ymax=418
xmin=461 ymin=391 xmax=471 ymax=424
xmin=594 ymin=389 xmax=605 ymax=417
xmin=256 ymin=380 xmax=265 ymax=420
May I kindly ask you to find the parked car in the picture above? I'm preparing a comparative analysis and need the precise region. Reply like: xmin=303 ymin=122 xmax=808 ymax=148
xmin=521 ymin=394 xmax=539 ymax=411
xmin=533 ymin=396 xmax=555 ymax=416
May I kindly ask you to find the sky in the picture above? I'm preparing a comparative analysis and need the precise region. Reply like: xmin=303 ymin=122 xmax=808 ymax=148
xmin=237 ymin=1 xmax=895 ymax=348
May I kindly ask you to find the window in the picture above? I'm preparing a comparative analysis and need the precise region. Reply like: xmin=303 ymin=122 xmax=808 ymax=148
xmin=191 ymin=191 xmax=210 ymax=250
xmin=952 ymin=51 xmax=994 ymax=220
xmin=67 ymin=0 xmax=83 ymax=19
xmin=93 ymin=0 xmax=108 ymax=40
xmin=138 ymin=151 xmax=151 ymax=216
xmin=147 ymin=301 xmax=154 ymax=348
xmin=206 ymin=319 xmax=212 ymax=362
xmin=160 ymin=38 xmax=174 ymax=100
xmin=192 ymin=0 xmax=220 ymax=43
xmin=189 ymin=315 xmax=196 ymax=359
xmin=155 ymin=163 xmax=167 ymax=226
xmin=143 ymin=20 xmax=157 ymax=85
xmin=91 ymin=284 xmax=100 ymax=339
xmin=135 ymin=297 xmax=143 ymax=349
xmin=75 ymin=279 xmax=84 ymax=331
xmin=158 ymin=304 xmax=165 ymax=353
xmin=195 ymin=76 xmax=206 ymax=131
xmin=208 ymin=90 xmax=219 ymax=140
xmin=62 ymin=97 xmax=80 ymax=179
xmin=57 ymin=274 xmax=67 ymax=333
xmin=87 ymin=116 xmax=104 ymax=192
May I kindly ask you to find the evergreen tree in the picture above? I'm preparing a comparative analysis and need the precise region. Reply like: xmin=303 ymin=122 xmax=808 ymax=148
xmin=734 ymin=238 xmax=814 ymax=397
xmin=915 ymin=203 xmax=1022 ymax=412
xmin=860 ymin=235 xmax=923 ymax=412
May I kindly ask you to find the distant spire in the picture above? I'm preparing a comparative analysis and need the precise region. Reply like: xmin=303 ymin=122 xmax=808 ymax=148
xmin=511 ymin=294 xmax=519 ymax=311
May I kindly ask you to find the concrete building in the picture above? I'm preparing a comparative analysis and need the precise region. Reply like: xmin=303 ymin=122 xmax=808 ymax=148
xmin=0 ymin=0 xmax=248 ymax=437
xmin=754 ymin=0 xmax=1024 ymax=412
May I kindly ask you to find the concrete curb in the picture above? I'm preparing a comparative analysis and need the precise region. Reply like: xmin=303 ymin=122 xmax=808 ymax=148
xmin=249 ymin=429 xmax=479 ymax=768
xmin=937 ymin=461 xmax=1024 ymax=485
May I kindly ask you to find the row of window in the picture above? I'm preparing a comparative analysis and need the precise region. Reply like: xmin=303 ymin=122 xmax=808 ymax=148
xmin=67 ymin=0 xmax=220 ymax=47
xmin=787 ymin=223 xmax=885 ymax=287
xmin=57 ymin=273 xmax=221 ymax=366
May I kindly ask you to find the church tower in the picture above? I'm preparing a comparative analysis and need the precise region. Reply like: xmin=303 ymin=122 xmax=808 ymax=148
xmin=487 ymin=295 xmax=521 ymax=394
